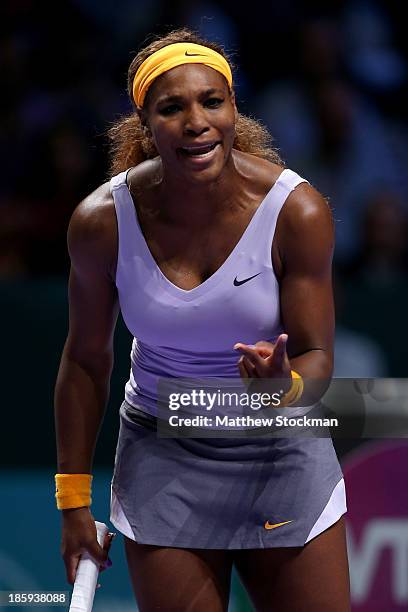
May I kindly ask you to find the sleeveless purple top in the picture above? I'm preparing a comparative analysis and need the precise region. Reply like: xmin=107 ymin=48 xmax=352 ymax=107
xmin=110 ymin=168 xmax=308 ymax=415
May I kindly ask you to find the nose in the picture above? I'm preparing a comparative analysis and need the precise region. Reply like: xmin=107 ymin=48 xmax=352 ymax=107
xmin=183 ymin=104 xmax=210 ymax=136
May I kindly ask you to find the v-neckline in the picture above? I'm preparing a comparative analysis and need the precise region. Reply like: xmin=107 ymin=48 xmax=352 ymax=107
xmin=124 ymin=168 xmax=287 ymax=300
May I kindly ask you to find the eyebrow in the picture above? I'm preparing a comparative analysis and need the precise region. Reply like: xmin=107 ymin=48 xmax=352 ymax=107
xmin=155 ymin=88 xmax=225 ymax=105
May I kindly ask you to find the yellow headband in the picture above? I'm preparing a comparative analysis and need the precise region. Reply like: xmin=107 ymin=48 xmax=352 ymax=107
xmin=133 ymin=42 xmax=233 ymax=108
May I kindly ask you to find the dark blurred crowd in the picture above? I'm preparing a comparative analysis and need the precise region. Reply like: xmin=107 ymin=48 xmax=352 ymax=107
xmin=1 ymin=0 xmax=408 ymax=374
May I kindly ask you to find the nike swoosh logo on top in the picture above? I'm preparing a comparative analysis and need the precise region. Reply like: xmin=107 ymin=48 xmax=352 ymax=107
xmin=264 ymin=520 xmax=293 ymax=530
xmin=185 ymin=51 xmax=206 ymax=57
xmin=233 ymin=272 xmax=262 ymax=286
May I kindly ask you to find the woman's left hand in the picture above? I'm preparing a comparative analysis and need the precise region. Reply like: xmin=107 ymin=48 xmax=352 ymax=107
xmin=234 ymin=334 xmax=292 ymax=384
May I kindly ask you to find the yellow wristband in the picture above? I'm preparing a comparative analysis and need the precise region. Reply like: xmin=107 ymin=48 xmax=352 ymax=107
xmin=280 ymin=370 xmax=304 ymax=407
xmin=55 ymin=473 xmax=93 ymax=510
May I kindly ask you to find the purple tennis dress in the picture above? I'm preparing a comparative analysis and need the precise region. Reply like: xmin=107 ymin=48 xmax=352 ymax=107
xmin=109 ymin=167 xmax=347 ymax=549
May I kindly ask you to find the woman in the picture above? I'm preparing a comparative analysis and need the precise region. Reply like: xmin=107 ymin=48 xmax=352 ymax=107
xmin=55 ymin=28 xmax=350 ymax=611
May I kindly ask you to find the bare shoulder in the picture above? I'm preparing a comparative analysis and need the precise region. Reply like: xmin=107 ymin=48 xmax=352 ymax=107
xmin=275 ymin=179 xmax=334 ymax=273
xmin=68 ymin=181 xmax=117 ymax=276
xmin=279 ymin=180 xmax=334 ymax=237
xmin=126 ymin=158 xmax=162 ymax=198
xmin=233 ymin=150 xmax=284 ymax=196
xmin=235 ymin=151 xmax=332 ymax=230
xmin=69 ymin=181 xmax=115 ymax=241
xmin=252 ymin=155 xmax=285 ymax=189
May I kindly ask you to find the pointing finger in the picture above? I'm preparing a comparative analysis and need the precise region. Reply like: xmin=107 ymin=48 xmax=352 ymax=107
xmin=276 ymin=334 xmax=288 ymax=351
xmin=234 ymin=343 xmax=265 ymax=368
xmin=266 ymin=334 xmax=288 ymax=366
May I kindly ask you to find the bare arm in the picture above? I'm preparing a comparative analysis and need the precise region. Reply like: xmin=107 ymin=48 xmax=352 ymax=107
xmin=235 ymin=183 xmax=335 ymax=399
xmin=54 ymin=183 xmax=119 ymax=582
xmin=276 ymin=182 xmax=335 ymax=378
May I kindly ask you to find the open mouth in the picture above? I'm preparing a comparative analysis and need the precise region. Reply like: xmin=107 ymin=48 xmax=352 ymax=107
xmin=178 ymin=142 xmax=220 ymax=158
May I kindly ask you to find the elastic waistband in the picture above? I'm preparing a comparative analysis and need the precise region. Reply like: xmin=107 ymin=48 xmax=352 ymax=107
xmin=121 ymin=400 xmax=157 ymax=431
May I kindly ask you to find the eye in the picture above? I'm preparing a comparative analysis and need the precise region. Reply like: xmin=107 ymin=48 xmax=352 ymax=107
xmin=159 ymin=104 xmax=182 ymax=116
xmin=204 ymin=97 xmax=224 ymax=108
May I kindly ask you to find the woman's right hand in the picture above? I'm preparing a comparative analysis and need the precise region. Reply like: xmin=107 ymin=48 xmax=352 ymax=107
xmin=61 ymin=507 xmax=113 ymax=584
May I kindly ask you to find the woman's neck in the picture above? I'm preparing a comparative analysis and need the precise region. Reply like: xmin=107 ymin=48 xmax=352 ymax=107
xmin=156 ymin=151 xmax=246 ymax=225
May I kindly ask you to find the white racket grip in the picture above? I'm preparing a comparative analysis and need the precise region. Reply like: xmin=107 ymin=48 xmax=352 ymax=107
xmin=69 ymin=521 xmax=109 ymax=612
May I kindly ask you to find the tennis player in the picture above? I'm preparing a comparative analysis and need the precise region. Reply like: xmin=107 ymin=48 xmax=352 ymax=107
xmin=55 ymin=28 xmax=351 ymax=611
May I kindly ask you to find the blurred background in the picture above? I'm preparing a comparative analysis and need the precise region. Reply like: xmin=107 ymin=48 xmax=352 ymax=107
xmin=1 ymin=0 xmax=407 ymax=610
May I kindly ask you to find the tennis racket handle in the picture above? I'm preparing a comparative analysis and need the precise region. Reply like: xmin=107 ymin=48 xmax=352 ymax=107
xmin=69 ymin=521 xmax=109 ymax=612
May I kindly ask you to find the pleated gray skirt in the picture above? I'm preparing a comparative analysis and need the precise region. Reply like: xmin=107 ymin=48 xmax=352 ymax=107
xmin=110 ymin=401 xmax=347 ymax=549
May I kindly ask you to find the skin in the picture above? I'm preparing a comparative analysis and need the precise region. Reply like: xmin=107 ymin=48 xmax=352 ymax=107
xmin=55 ymin=62 xmax=350 ymax=609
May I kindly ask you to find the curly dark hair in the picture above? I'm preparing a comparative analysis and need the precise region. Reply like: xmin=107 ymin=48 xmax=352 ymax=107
xmin=108 ymin=28 xmax=283 ymax=175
